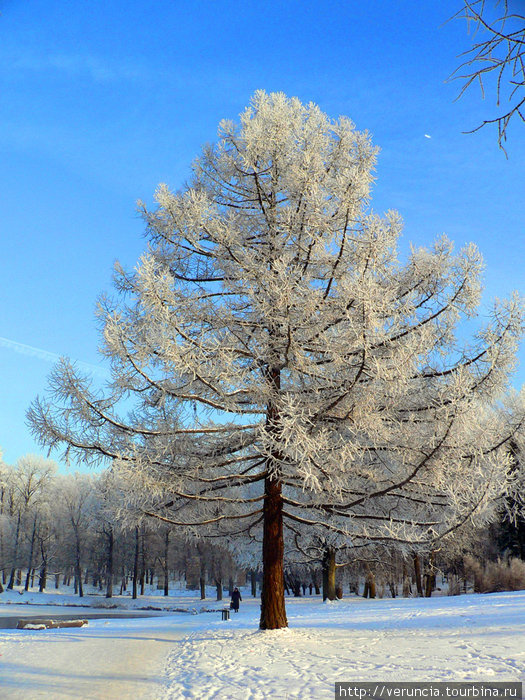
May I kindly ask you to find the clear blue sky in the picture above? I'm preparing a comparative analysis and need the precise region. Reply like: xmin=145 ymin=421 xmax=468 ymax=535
xmin=1 ymin=0 xmax=523 ymax=467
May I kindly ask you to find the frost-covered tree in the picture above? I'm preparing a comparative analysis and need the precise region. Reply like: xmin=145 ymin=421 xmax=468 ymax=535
xmin=29 ymin=91 xmax=524 ymax=629
xmin=5 ymin=455 xmax=56 ymax=590
xmin=0 ymin=450 xmax=8 ymax=592
xmin=452 ymin=0 xmax=525 ymax=149
xmin=56 ymin=473 xmax=95 ymax=597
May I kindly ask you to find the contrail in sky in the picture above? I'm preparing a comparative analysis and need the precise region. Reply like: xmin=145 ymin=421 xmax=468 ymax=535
xmin=0 ymin=336 xmax=108 ymax=377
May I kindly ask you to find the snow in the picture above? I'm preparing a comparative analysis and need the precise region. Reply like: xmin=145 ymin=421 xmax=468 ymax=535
xmin=0 ymin=588 xmax=524 ymax=699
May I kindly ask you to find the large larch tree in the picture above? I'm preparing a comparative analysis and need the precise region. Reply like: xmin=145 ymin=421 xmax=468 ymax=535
xmin=29 ymin=92 xmax=524 ymax=629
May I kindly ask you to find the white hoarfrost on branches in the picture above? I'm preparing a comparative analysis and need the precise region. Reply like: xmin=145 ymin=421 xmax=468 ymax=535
xmin=452 ymin=0 xmax=525 ymax=150
xmin=28 ymin=92 xmax=524 ymax=627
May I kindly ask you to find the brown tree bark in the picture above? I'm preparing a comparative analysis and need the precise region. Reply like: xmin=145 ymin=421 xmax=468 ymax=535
xmin=413 ymin=554 xmax=424 ymax=597
xmin=259 ymin=365 xmax=288 ymax=630
xmin=322 ymin=548 xmax=337 ymax=601
xmin=259 ymin=475 xmax=287 ymax=629
xmin=424 ymin=553 xmax=435 ymax=598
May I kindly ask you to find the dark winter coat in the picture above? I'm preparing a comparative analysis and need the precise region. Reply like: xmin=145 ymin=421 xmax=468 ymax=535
xmin=230 ymin=589 xmax=242 ymax=611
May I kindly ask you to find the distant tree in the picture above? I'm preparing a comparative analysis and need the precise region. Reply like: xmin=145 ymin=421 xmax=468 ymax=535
xmin=93 ymin=471 xmax=121 ymax=598
xmin=29 ymin=92 xmax=524 ymax=629
xmin=57 ymin=473 xmax=95 ymax=597
xmin=452 ymin=0 xmax=525 ymax=150
xmin=0 ymin=451 xmax=7 ymax=592
xmin=5 ymin=455 xmax=55 ymax=589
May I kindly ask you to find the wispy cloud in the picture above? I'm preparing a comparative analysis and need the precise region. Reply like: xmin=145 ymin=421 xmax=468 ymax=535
xmin=0 ymin=336 xmax=108 ymax=377
xmin=12 ymin=52 xmax=147 ymax=84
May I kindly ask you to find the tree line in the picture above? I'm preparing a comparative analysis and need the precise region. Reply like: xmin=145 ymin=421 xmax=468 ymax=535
xmin=0 ymin=454 xmax=245 ymax=600
xmin=1 ymin=452 xmax=523 ymax=603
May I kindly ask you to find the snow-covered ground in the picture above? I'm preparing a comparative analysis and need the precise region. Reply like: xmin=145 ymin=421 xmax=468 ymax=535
xmin=0 ymin=588 xmax=523 ymax=699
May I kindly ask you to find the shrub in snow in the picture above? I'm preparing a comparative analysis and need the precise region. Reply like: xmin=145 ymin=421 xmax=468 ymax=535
xmin=465 ymin=555 xmax=525 ymax=593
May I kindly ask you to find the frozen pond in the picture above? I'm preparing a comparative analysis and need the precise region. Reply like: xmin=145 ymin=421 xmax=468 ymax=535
xmin=0 ymin=606 xmax=168 ymax=628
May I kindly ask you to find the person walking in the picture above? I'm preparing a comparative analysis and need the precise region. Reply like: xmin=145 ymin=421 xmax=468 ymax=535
xmin=230 ymin=587 xmax=242 ymax=613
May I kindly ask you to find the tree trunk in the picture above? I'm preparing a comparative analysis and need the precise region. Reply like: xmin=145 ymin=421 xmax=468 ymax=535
xmin=39 ymin=540 xmax=47 ymax=592
xmin=55 ymin=573 xmax=60 ymax=589
xmin=215 ymin=578 xmax=222 ymax=601
xmin=402 ymin=563 xmax=411 ymax=597
xmin=259 ymin=475 xmax=288 ymax=629
xmin=424 ymin=552 xmax=435 ymax=598
xmin=39 ymin=563 xmax=47 ymax=592
xmin=132 ymin=526 xmax=139 ymax=599
xmin=164 ymin=529 xmax=170 ymax=597
xmin=367 ymin=569 xmax=376 ymax=598
xmin=7 ymin=512 xmax=22 ymax=589
xmin=311 ymin=569 xmax=321 ymax=595
xmin=75 ymin=536 xmax=83 ymax=598
xmin=259 ymin=366 xmax=288 ymax=630
xmin=140 ymin=529 xmax=146 ymax=596
xmin=322 ymin=548 xmax=336 ymax=601
xmin=25 ymin=516 xmax=38 ymax=591
xmin=251 ymin=570 xmax=257 ymax=597
xmin=106 ymin=529 xmax=114 ymax=599
xmin=413 ymin=554 xmax=424 ymax=597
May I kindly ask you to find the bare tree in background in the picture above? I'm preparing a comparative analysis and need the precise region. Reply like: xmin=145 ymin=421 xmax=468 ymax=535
xmin=452 ymin=0 xmax=525 ymax=150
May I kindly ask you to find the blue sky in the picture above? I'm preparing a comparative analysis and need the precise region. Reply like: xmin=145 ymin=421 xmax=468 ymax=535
xmin=1 ymin=0 xmax=524 ymax=467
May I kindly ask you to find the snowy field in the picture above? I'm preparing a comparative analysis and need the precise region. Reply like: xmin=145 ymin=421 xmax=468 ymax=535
xmin=0 ymin=588 xmax=524 ymax=699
